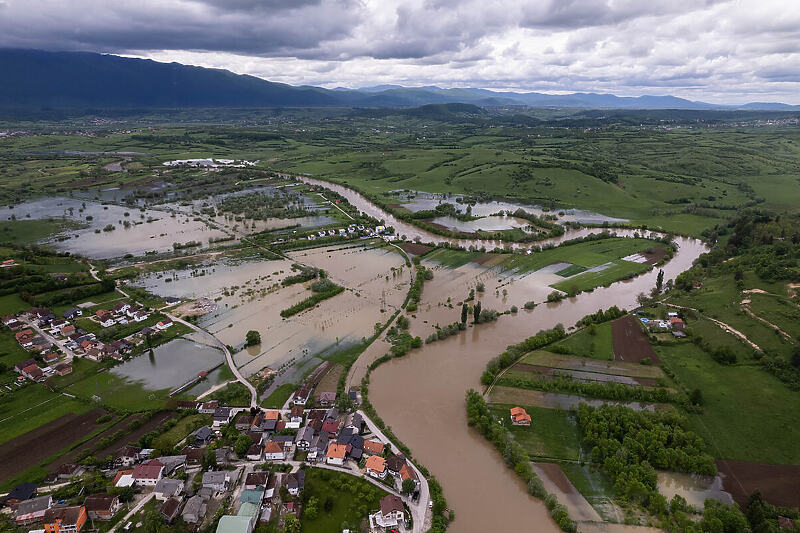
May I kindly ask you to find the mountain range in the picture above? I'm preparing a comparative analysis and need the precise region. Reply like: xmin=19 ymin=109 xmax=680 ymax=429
xmin=2 ymin=49 xmax=798 ymax=111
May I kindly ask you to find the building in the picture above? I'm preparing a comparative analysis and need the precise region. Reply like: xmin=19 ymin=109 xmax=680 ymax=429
xmin=386 ymin=454 xmax=406 ymax=477
xmin=289 ymin=406 xmax=304 ymax=424
xmin=199 ymin=401 xmax=218 ymax=414
xmin=326 ymin=443 xmax=347 ymax=466
xmin=194 ymin=426 xmax=213 ymax=446
xmin=244 ymin=472 xmax=268 ymax=491
xmin=53 ymin=362 xmax=72 ymax=376
xmin=154 ymin=478 xmax=184 ymax=501
xmin=156 ymin=318 xmax=173 ymax=330
xmin=160 ymin=497 xmax=182 ymax=523
xmin=670 ymin=317 xmax=685 ymax=330
xmin=263 ymin=442 xmax=285 ymax=461
xmin=363 ymin=440 xmax=385 ymax=455
xmin=371 ymin=495 xmax=405 ymax=529
xmin=245 ymin=445 xmax=263 ymax=461
xmin=83 ymin=494 xmax=121 ymax=520
xmin=399 ymin=464 xmax=419 ymax=487
xmin=213 ymin=407 xmax=234 ymax=428
xmin=63 ymin=308 xmax=82 ymax=320
xmin=510 ymin=407 xmax=532 ymax=426
xmin=202 ymin=471 xmax=230 ymax=492
xmin=216 ymin=515 xmax=255 ymax=533
xmin=130 ymin=460 xmax=164 ymax=486
xmin=15 ymin=495 xmax=52 ymax=525
xmin=3 ymin=482 xmax=38 ymax=507
xmin=365 ymin=455 xmax=387 ymax=479
xmin=294 ymin=426 xmax=314 ymax=450
xmin=43 ymin=505 xmax=87 ymax=533
xmin=182 ymin=495 xmax=208 ymax=525
xmin=114 ymin=446 xmax=142 ymax=468
xmin=96 ymin=310 xmax=115 ymax=328
xmin=307 ymin=433 xmax=328 ymax=462
xmin=318 ymin=391 xmax=337 ymax=406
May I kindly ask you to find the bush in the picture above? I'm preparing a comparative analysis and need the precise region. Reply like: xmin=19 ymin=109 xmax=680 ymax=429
xmin=524 ymin=301 xmax=536 ymax=310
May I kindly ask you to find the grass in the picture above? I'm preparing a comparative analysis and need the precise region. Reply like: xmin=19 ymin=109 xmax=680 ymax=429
xmin=0 ymin=385 xmax=92 ymax=445
xmin=0 ymin=219 xmax=84 ymax=244
xmin=65 ymin=367 xmax=171 ymax=412
xmin=555 ymin=264 xmax=587 ymax=277
xmin=551 ymin=322 xmax=614 ymax=360
xmin=209 ymin=381 xmax=251 ymax=407
xmin=550 ymin=260 xmax=651 ymax=294
xmin=501 ymin=238 xmax=656 ymax=273
xmin=300 ymin=467 xmax=388 ymax=533
xmin=0 ymin=293 xmax=29 ymax=315
xmin=490 ymin=403 xmax=581 ymax=460
xmin=686 ymin=317 xmax=753 ymax=360
xmin=153 ymin=413 xmax=211 ymax=449
xmin=658 ymin=341 xmax=800 ymax=464
xmin=261 ymin=383 xmax=296 ymax=408
xmin=424 ymin=248 xmax=485 ymax=268
xmin=559 ymin=462 xmax=619 ymax=522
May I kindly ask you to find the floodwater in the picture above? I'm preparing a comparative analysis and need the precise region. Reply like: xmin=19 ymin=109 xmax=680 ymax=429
xmin=657 ymin=472 xmax=734 ymax=509
xmin=389 ymin=190 xmax=628 ymax=224
xmin=111 ymin=338 xmax=223 ymax=391
xmin=489 ymin=386 xmax=661 ymax=412
xmin=368 ymin=233 xmax=706 ymax=532
xmin=0 ymin=197 xmax=229 ymax=258
xmin=429 ymin=214 xmax=535 ymax=233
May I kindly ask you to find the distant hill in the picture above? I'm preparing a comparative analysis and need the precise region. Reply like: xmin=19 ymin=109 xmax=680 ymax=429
xmin=1 ymin=49 xmax=796 ymax=111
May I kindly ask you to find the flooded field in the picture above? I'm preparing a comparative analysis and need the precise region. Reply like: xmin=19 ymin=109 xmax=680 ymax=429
xmin=390 ymin=190 xmax=627 ymax=225
xmin=429 ymin=214 xmax=535 ymax=233
xmin=489 ymin=386 xmax=663 ymax=412
xmin=111 ymin=338 xmax=223 ymax=391
xmin=368 ymin=232 xmax=705 ymax=532
xmin=531 ymin=462 xmax=602 ymax=522
xmin=657 ymin=471 xmax=733 ymax=509
xmin=0 ymin=196 xmax=229 ymax=258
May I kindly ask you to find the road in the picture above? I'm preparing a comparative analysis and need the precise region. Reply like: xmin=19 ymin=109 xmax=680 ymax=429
xmin=108 ymin=493 xmax=155 ymax=533
xmin=18 ymin=315 xmax=78 ymax=362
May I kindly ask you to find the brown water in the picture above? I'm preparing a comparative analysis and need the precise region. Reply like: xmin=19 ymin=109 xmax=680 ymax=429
xmin=369 ymin=235 xmax=706 ymax=533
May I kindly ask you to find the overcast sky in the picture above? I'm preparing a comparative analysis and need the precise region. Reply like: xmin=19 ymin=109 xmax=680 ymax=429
xmin=2 ymin=0 xmax=800 ymax=104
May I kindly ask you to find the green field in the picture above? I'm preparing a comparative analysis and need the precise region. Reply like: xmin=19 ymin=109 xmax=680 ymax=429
xmin=658 ymin=342 xmax=800 ymax=464
xmin=490 ymin=404 xmax=581 ymax=461
xmin=0 ymin=219 xmax=83 ymax=244
xmin=152 ymin=413 xmax=211 ymax=450
xmin=501 ymin=238 xmax=657 ymax=273
xmin=300 ymin=468 xmax=389 ymax=533
xmin=551 ymin=260 xmax=651 ymax=294
xmin=0 ymin=293 xmax=30 ymax=315
xmin=551 ymin=322 xmax=614 ymax=360
xmin=424 ymin=248 xmax=485 ymax=268
xmin=261 ymin=383 xmax=296 ymax=408
xmin=65 ymin=367 xmax=171 ymax=412
xmin=0 ymin=385 xmax=92 ymax=445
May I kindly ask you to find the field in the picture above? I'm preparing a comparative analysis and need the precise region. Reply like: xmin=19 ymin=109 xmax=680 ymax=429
xmin=300 ymin=467 xmax=388 ymax=533
xmin=716 ymin=460 xmax=800 ymax=509
xmin=611 ymin=315 xmax=659 ymax=364
xmin=657 ymin=342 xmax=800 ymax=464
xmin=550 ymin=322 xmax=614 ymax=360
xmin=261 ymin=383 xmax=296 ymax=408
xmin=65 ymin=367 xmax=172 ymax=412
xmin=0 ymin=409 xmax=105 ymax=487
xmin=550 ymin=260 xmax=650 ymax=294
xmin=0 ymin=386 xmax=92 ymax=445
xmin=489 ymin=404 xmax=580 ymax=461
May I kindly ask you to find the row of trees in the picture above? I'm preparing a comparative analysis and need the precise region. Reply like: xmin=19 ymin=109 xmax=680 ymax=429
xmin=480 ymin=326 xmax=567 ymax=385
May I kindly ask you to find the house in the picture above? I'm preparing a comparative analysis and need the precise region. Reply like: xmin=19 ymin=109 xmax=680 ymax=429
xmin=50 ymin=318 xmax=68 ymax=330
xmin=113 ymin=302 xmax=131 ymax=315
xmin=289 ymin=405 xmax=304 ymax=424
xmin=670 ymin=317 xmax=685 ymax=330
xmin=202 ymin=471 xmax=230 ymax=492
xmin=399 ymin=464 xmax=419 ymax=486
xmin=156 ymin=318 xmax=173 ymax=330
xmin=83 ymin=494 xmax=121 ymax=520
xmin=177 ymin=400 xmax=199 ymax=410
xmin=386 ymin=454 xmax=406 ymax=476
xmin=307 ymin=433 xmax=329 ymax=462
xmin=235 ymin=415 xmax=253 ymax=431
xmin=325 ymin=407 xmax=338 ymax=421
xmin=348 ymin=390 xmax=361 ymax=405
xmin=215 ymin=515 xmax=255 ymax=533
xmin=182 ymin=447 xmax=206 ymax=467
xmin=326 ymin=443 xmax=347 ymax=466
xmin=53 ymin=363 xmax=73 ymax=376
xmin=371 ymin=495 xmax=404 ymax=529
xmin=199 ymin=401 xmax=218 ymax=414
xmin=2 ymin=482 xmax=37 ymax=508
xmin=291 ymin=386 xmax=311 ymax=405
xmin=62 ymin=308 xmax=82 ymax=320
xmin=14 ymin=358 xmax=36 ymax=374
xmin=246 ymin=445 xmax=263 ymax=461
xmin=15 ymin=495 xmax=52 ymax=525
xmin=43 ymin=505 xmax=87 ymax=533
xmin=263 ymin=442 xmax=285 ymax=461
xmin=194 ymin=426 xmax=213 ymax=446
xmin=510 ymin=407 xmax=532 ymax=426
xmin=1 ymin=314 xmax=17 ymax=326
xmin=365 ymin=455 xmax=387 ymax=479
xmin=264 ymin=475 xmax=278 ymax=499
xmin=15 ymin=330 xmax=34 ymax=347
xmin=283 ymin=473 xmax=301 ymax=496
xmin=244 ymin=472 xmax=268 ymax=490
xmin=216 ymin=447 xmax=232 ymax=466
xmin=154 ymin=478 xmax=184 ymax=501
xmin=270 ymin=435 xmax=294 ymax=451
xmin=246 ymin=431 xmax=263 ymax=445
xmin=362 ymin=440 xmax=384 ymax=456
xmin=96 ymin=310 xmax=115 ymax=327
xmin=42 ymin=352 xmax=60 ymax=364
xmin=114 ymin=445 xmax=141 ymax=468
xmin=156 ymin=455 xmax=186 ymax=476
xmin=344 ymin=412 xmax=363 ymax=433
xmin=318 ymin=391 xmax=337 ymax=406
xmin=44 ymin=463 xmax=83 ymax=484
xmin=24 ymin=364 xmax=45 ymax=382
xmin=213 ymin=407 xmax=234 ymax=428
xmin=160 ymin=497 xmax=182 ymax=523
xmin=182 ymin=495 xmax=208 ymax=525
xmin=294 ymin=426 xmax=314 ymax=450
xmin=321 ymin=419 xmax=340 ymax=437
xmin=112 ymin=470 xmax=134 ymax=488
xmin=130 ymin=459 xmax=164 ymax=486
xmin=260 ymin=418 xmax=277 ymax=433
xmin=133 ymin=311 xmax=149 ymax=322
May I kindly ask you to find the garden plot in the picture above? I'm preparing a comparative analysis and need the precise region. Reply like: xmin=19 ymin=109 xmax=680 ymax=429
xmin=532 ymin=462 xmax=603 ymax=523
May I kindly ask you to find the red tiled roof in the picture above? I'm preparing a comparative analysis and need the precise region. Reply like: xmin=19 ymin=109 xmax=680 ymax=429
xmin=326 ymin=443 xmax=347 ymax=459
xmin=365 ymin=455 xmax=386 ymax=473
xmin=264 ymin=442 xmax=283 ymax=454
xmin=363 ymin=440 xmax=384 ymax=454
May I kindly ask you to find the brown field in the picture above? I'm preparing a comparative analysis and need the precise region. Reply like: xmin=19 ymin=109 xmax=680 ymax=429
xmin=92 ymin=412 xmax=176 ymax=459
xmin=0 ymin=409 xmax=105 ymax=483
xmin=716 ymin=459 xmax=800 ymax=509
xmin=512 ymin=363 xmax=659 ymax=387
xmin=532 ymin=462 xmax=602 ymax=522
xmin=398 ymin=242 xmax=433 ymax=256
xmin=611 ymin=315 xmax=660 ymax=365
xmin=314 ymin=363 xmax=344 ymax=397
xmin=520 ymin=352 xmax=665 ymax=379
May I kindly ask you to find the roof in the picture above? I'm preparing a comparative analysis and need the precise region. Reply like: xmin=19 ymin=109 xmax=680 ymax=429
xmin=202 ymin=471 xmax=228 ymax=485
xmin=84 ymin=494 xmax=117 ymax=512
xmin=263 ymin=442 xmax=283 ymax=454
xmin=386 ymin=454 xmax=406 ymax=472
xmin=380 ymin=494 xmax=404 ymax=516
xmin=182 ymin=495 xmax=207 ymax=519
xmin=321 ymin=420 xmax=340 ymax=434
xmin=295 ymin=426 xmax=314 ymax=443
xmin=240 ymin=489 xmax=264 ymax=505
xmin=116 ymin=445 xmax=141 ymax=459
xmin=363 ymin=440 xmax=385 ymax=454
xmin=399 ymin=464 xmax=418 ymax=482
xmin=290 ymin=406 xmax=303 ymax=418
xmin=43 ymin=506 xmax=83 ymax=526
xmin=16 ymin=495 xmax=51 ymax=516
xmin=160 ymin=497 xmax=181 ymax=518
xmin=263 ymin=410 xmax=280 ymax=420
xmin=237 ymin=502 xmax=259 ymax=517
xmin=510 ymin=407 xmax=526 ymax=416
xmin=319 ymin=391 xmax=337 ymax=401
xmin=194 ymin=426 xmax=213 ymax=440
xmin=215 ymin=515 xmax=254 ymax=533
xmin=326 ymin=443 xmax=347 ymax=459
xmin=131 ymin=460 xmax=164 ymax=480
xmin=154 ymin=478 xmax=183 ymax=497
xmin=365 ymin=455 xmax=386 ymax=473
xmin=112 ymin=470 xmax=133 ymax=485
xmin=245 ymin=472 xmax=267 ymax=487
xmin=7 ymin=482 xmax=37 ymax=501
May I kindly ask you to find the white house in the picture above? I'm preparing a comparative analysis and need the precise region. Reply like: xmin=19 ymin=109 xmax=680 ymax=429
xmin=156 ymin=318 xmax=173 ymax=330
xmin=370 ymin=495 xmax=405 ymax=529
xmin=365 ymin=455 xmax=387 ymax=479
xmin=131 ymin=460 xmax=164 ymax=486
xmin=202 ymin=471 xmax=230 ymax=492
xmin=263 ymin=442 xmax=285 ymax=461
xmin=325 ymin=443 xmax=347 ymax=466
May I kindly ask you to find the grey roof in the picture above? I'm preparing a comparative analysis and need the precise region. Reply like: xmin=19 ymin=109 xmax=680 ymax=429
xmin=270 ymin=435 xmax=293 ymax=444
xmin=182 ymin=495 xmax=207 ymax=522
xmin=158 ymin=455 xmax=187 ymax=474
xmin=202 ymin=471 xmax=228 ymax=486
xmin=325 ymin=407 xmax=338 ymax=420
xmin=194 ymin=426 xmax=213 ymax=441
xmin=16 ymin=495 xmax=51 ymax=516
xmin=311 ymin=433 xmax=329 ymax=452
xmin=260 ymin=419 xmax=277 ymax=431
xmin=213 ymin=407 xmax=232 ymax=420
xmin=155 ymin=478 xmax=184 ymax=498
xmin=295 ymin=426 xmax=314 ymax=444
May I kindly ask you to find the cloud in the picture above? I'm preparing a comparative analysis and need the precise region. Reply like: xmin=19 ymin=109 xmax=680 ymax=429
xmin=1 ymin=0 xmax=800 ymax=103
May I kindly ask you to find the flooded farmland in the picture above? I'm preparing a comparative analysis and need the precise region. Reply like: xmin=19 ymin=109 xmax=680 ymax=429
xmin=657 ymin=471 xmax=734 ymax=508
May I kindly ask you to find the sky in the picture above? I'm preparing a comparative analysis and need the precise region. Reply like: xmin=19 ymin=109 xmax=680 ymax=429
xmin=2 ymin=0 xmax=800 ymax=104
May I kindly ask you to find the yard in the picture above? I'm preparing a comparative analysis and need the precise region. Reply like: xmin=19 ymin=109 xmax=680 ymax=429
xmin=300 ymin=468 xmax=388 ymax=533
xmin=489 ymin=403 xmax=581 ymax=461
xmin=261 ymin=383 xmax=296 ymax=408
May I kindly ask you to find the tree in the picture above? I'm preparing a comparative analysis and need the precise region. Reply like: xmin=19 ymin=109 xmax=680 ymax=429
xmin=142 ymin=510 xmax=162 ymax=533
xmin=791 ymin=347 xmax=800 ymax=368
xmin=461 ymin=303 xmax=468 ymax=325
xmin=656 ymin=269 xmax=664 ymax=293
xmin=690 ymin=388 xmax=704 ymax=406
xmin=245 ymin=330 xmax=261 ymax=346
xmin=234 ymin=434 xmax=252 ymax=456
xmin=304 ymin=496 xmax=319 ymax=520
xmin=402 ymin=478 xmax=417 ymax=495
xmin=473 ymin=301 xmax=482 ymax=323
xmin=284 ymin=515 xmax=300 ymax=533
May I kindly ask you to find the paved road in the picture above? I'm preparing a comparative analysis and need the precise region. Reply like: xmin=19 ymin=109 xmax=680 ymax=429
xmin=108 ymin=493 xmax=154 ymax=533
xmin=18 ymin=315 xmax=77 ymax=362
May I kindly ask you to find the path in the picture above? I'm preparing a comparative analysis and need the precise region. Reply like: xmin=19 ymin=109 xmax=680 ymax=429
xmin=108 ymin=493 xmax=154 ymax=533
xmin=741 ymin=300 xmax=794 ymax=342
xmin=665 ymin=302 xmax=762 ymax=352
xmin=317 ymin=192 xmax=354 ymax=221
xmin=18 ymin=315 xmax=77 ymax=361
